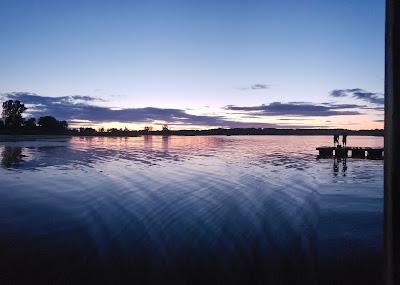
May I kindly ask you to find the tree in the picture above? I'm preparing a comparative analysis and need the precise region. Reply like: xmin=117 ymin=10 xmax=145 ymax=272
xmin=143 ymin=126 xmax=153 ymax=134
xmin=38 ymin=116 xmax=59 ymax=130
xmin=38 ymin=116 xmax=68 ymax=131
xmin=59 ymin=120 xmax=68 ymax=130
xmin=2 ymin=100 xmax=27 ymax=129
xmin=162 ymin=124 xmax=169 ymax=136
xmin=24 ymin=118 xmax=36 ymax=129
xmin=0 ymin=119 xmax=4 ymax=130
xmin=79 ymin=127 xmax=96 ymax=135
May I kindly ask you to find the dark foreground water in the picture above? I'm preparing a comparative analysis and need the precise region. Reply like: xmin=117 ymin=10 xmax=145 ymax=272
xmin=0 ymin=135 xmax=383 ymax=284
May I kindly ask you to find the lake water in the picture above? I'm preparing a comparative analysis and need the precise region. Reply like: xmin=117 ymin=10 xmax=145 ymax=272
xmin=0 ymin=135 xmax=383 ymax=284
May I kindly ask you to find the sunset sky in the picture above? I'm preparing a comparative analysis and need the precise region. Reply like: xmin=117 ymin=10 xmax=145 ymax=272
xmin=0 ymin=0 xmax=384 ymax=130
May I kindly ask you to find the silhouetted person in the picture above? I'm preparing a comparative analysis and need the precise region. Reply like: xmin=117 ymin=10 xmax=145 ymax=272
xmin=333 ymin=135 xmax=339 ymax=147
xmin=342 ymin=135 xmax=347 ymax=147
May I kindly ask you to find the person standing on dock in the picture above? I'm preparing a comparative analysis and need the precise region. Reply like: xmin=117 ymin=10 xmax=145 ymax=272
xmin=333 ymin=135 xmax=339 ymax=147
xmin=342 ymin=135 xmax=347 ymax=147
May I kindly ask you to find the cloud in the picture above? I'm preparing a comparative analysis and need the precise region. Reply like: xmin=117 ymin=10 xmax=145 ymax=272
xmin=2 ymin=92 xmax=366 ymax=128
xmin=225 ymin=102 xmax=362 ymax=117
xmin=1 ymin=92 xmax=288 ymax=128
xmin=330 ymin=88 xmax=384 ymax=105
xmin=320 ymin=102 xmax=367 ymax=109
xmin=237 ymin=84 xmax=270 ymax=91
xmin=1 ymin=92 xmax=104 ymax=105
xmin=278 ymin=118 xmax=314 ymax=121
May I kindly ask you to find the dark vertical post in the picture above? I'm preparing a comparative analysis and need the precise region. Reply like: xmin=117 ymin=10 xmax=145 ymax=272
xmin=385 ymin=1 xmax=400 ymax=284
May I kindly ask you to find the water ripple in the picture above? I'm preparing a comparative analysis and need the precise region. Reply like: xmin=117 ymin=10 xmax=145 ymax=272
xmin=0 ymin=135 xmax=383 ymax=284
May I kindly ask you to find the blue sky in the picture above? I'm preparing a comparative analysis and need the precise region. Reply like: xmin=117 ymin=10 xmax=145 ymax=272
xmin=0 ymin=0 xmax=385 ymax=129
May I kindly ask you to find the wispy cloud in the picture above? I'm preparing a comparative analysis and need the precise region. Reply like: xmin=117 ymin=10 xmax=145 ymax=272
xmin=330 ymin=88 xmax=384 ymax=105
xmin=225 ymin=102 xmax=362 ymax=117
xmin=237 ymin=84 xmax=270 ymax=91
xmin=251 ymin=84 xmax=270 ymax=90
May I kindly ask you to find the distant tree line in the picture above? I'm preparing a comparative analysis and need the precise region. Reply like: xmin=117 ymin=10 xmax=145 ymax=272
xmin=71 ymin=127 xmax=141 ymax=136
xmin=0 ymin=100 xmax=68 ymax=133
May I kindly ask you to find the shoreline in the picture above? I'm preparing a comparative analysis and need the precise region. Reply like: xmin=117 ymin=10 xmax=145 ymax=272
xmin=0 ymin=128 xmax=384 ymax=137
xmin=0 ymin=133 xmax=384 ymax=138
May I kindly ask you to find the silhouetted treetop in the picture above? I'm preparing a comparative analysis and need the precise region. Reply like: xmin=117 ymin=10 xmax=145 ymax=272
xmin=38 ymin=116 xmax=68 ymax=131
xmin=24 ymin=117 xmax=36 ymax=129
xmin=2 ymin=100 xmax=27 ymax=129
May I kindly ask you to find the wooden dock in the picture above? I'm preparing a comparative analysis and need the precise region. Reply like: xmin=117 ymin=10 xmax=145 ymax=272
xmin=316 ymin=146 xmax=384 ymax=159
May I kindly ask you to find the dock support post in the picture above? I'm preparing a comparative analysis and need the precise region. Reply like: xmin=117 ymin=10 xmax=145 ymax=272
xmin=385 ymin=0 xmax=400 ymax=284
xmin=335 ymin=148 xmax=348 ymax=158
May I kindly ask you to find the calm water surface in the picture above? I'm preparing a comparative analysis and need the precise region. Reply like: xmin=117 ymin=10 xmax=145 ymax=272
xmin=0 ymin=135 xmax=383 ymax=284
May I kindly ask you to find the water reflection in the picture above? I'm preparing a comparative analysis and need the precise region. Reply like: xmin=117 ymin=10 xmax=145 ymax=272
xmin=162 ymin=135 xmax=169 ymax=152
xmin=1 ymin=146 xmax=23 ymax=168
xmin=143 ymin=134 xmax=153 ymax=150
xmin=333 ymin=157 xmax=347 ymax=176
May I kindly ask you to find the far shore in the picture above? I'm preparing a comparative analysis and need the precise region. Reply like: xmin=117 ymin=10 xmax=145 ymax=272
xmin=0 ymin=128 xmax=384 ymax=137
